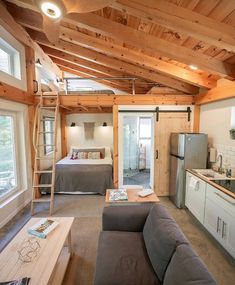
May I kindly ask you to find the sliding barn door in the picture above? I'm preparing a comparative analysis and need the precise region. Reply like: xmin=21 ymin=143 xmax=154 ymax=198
xmin=154 ymin=113 xmax=190 ymax=196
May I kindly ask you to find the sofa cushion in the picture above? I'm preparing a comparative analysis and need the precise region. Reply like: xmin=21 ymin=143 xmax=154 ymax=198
xmin=163 ymin=244 xmax=218 ymax=285
xmin=93 ymin=231 xmax=160 ymax=285
xmin=143 ymin=205 xmax=188 ymax=282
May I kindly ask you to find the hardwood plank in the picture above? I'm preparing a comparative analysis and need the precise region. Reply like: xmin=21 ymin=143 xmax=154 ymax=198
xmin=64 ymin=12 xmax=234 ymax=77
xmin=0 ymin=81 xmax=34 ymax=104
xmin=36 ymin=94 xmax=195 ymax=107
xmin=113 ymin=105 xmax=118 ymax=188
xmin=111 ymin=0 xmax=235 ymax=53
xmin=60 ymin=110 xmax=67 ymax=158
xmin=28 ymin=30 xmax=198 ymax=93
xmin=193 ymin=105 xmax=200 ymax=132
xmin=0 ymin=0 xmax=32 ymax=46
xmin=195 ymin=83 xmax=235 ymax=105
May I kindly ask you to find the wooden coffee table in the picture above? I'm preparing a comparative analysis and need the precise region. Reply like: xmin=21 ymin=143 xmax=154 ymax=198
xmin=0 ymin=217 xmax=74 ymax=285
xmin=105 ymin=189 xmax=160 ymax=205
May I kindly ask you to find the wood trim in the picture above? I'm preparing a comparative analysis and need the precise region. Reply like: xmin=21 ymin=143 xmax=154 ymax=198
xmin=193 ymin=105 xmax=200 ymax=133
xmin=0 ymin=0 xmax=32 ymax=46
xmin=111 ymin=0 xmax=235 ymax=53
xmin=25 ymin=46 xmax=36 ymax=94
xmin=37 ymin=94 xmax=195 ymax=106
xmin=113 ymin=105 xmax=118 ymax=188
xmin=195 ymin=83 xmax=235 ymax=105
xmin=0 ymin=81 xmax=34 ymax=104
xmin=65 ymin=13 xmax=234 ymax=77
xmin=60 ymin=111 xmax=67 ymax=158
xmin=26 ymin=30 xmax=198 ymax=94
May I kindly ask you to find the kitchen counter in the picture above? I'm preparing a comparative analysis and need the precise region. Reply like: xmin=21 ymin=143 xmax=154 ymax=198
xmin=187 ymin=169 xmax=235 ymax=199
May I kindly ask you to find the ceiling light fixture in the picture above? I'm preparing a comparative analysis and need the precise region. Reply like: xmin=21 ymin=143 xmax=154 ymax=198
xmin=70 ymin=122 xmax=76 ymax=127
xmin=41 ymin=2 xmax=62 ymax=19
xmin=102 ymin=122 xmax=107 ymax=127
xmin=189 ymin=64 xmax=198 ymax=71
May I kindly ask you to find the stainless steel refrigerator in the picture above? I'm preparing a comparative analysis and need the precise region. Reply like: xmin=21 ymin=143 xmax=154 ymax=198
xmin=169 ymin=133 xmax=208 ymax=208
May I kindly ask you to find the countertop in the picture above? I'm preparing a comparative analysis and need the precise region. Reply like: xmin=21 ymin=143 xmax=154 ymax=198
xmin=187 ymin=169 xmax=235 ymax=199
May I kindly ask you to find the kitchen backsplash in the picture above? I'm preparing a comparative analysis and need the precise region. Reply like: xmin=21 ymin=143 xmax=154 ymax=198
xmin=212 ymin=143 xmax=235 ymax=169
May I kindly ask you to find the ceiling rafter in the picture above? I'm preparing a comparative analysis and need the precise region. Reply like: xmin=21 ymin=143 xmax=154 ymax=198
xmin=64 ymin=12 xmax=234 ymax=77
xmin=110 ymin=0 xmax=235 ymax=53
xmin=27 ymin=29 xmax=199 ymax=94
xmin=5 ymin=2 xmax=217 ymax=88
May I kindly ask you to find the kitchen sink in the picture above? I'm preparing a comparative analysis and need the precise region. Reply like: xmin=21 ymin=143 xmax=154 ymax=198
xmin=192 ymin=169 xmax=228 ymax=180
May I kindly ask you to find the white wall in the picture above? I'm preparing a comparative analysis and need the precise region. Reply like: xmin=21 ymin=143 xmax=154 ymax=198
xmin=0 ymin=99 xmax=31 ymax=228
xmin=200 ymin=98 xmax=235 ymax=169
xmin=66 ymin=113 xmax=113 ymax=154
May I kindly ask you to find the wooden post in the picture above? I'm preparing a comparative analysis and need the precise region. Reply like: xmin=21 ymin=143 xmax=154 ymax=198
xmin=61 ymin=110 xmax=68 ymax=158
xmin=193 ymin=105 xmax=200 ymax=133
xmin=113 ymin=105 xmax=118 ymax=188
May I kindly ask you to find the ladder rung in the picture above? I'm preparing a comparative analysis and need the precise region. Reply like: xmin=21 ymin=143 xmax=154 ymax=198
xmin=39 ymin=131 xmax=55 ymax=134
xmin=41 ymin=107 xmax=56 ymax=109
xmin=34 ymin=170 xmax=53 ymax=173
xmin=42 ymin=95 xmax=58 ymax=98
xmin=33 ymin=184 xmax=53 ymax=187
xmin=40 ymin=118 xmax=55 ymax=121
xmin=36 ymin=157 xmax=54 ymax=160
xmin=37 ymin=144 xmax=55 ymax=146
xmin=32 ymin=198 xmax=51 ymax=203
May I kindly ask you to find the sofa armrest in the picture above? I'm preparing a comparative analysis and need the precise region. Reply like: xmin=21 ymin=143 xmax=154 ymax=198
xmin=102 ymin=204 xmax=153 ymax=232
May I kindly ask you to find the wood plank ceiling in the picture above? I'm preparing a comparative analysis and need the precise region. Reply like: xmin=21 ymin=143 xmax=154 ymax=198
xmin=2 ymin=0 xmax=235 ymax=96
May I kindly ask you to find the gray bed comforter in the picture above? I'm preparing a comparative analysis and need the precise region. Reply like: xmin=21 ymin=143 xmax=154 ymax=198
xmin=40 ymin=164 xmax=113 ymax=195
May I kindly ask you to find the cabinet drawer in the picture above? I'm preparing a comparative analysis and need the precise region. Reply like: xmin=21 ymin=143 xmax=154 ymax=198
xmin=206 ymin=184 xmax=235 ymax=216
xmin=186 ymin=173 xmax=206 ymax=223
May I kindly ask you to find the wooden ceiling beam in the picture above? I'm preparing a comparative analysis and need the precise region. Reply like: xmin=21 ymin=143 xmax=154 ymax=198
xmin=8 ymin=4 xmax=217 ymax=88
xmin=27 ymin=30 xmax=198 ymax=94
xmin=36 ymin=94 xmax=195 ymax=106
xmin=111 ymin=0 xmax=235 ymax=53
xmin=195 ymin=81 xmax=235 ymax=105
xmin=59 ymin=66 xmax=134 ymax=94
xmin=64 ymin=12 xmax=234 ymax=77
xmin=0 ymin=81 xmax=34 ymax=104
xmin=0 ymin=0 xmax=33 ymax=46
xmin=59 ymin=26 xmax=216 ymax=89
xmin=53 ymin=57 xmax=148 ymax=93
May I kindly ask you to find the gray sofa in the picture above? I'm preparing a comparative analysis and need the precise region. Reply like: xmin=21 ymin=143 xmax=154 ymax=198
xmin=93 ymin=204 xmax=218 ymax=285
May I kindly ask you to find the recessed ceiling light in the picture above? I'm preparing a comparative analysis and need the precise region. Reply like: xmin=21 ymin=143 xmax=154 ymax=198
xmin=41 ymin=2 xmax=61 ymax=19
xmin=189 ymin=64 xmax=198 ymax=70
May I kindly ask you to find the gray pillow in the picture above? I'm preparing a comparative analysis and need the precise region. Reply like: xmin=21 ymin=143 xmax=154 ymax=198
xmin=72 ymin=148 xmax=105 ymax=158
xmin=163 ymin=244 xmax=218 ymax=285
xmin=143 ymin=205 xmax=188 ymax=282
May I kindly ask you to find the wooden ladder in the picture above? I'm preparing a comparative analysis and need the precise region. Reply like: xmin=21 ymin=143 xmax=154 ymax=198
xmin=31 ymin=92 xmax=60 ymax=215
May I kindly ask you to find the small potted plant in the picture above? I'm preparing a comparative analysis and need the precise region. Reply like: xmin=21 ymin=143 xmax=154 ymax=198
xmin=229 ymin=129 xmax=235 ymax=139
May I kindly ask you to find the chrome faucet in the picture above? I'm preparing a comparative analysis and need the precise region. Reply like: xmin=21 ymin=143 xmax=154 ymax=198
xmin=217 ymin=154 xmax=223 ymax=174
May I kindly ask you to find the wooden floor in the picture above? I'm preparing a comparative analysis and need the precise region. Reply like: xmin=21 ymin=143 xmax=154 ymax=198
xmin=0 ymin=195 xmax=235 ymax=285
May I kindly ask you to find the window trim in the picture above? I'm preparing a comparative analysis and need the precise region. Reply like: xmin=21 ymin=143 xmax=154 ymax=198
xmin=0 ymin=110 xmax=20 ymax=202
xmin=43 ymin=116 xmax=54 ymax=156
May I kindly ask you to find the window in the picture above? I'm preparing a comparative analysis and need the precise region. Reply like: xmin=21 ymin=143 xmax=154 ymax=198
xmin=139 ymin=117 xmax=151 ymax=139
xmin=0 ymin=113 xmax=17 ymax=198
xmin=43 ymin=117 xmax=54 ymax=155
xmin=0 ymin=37 xmax=21 ymax=79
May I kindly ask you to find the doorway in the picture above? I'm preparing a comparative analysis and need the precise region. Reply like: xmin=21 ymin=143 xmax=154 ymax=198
xmin=119 ymin=113 xmax=154 ymax=189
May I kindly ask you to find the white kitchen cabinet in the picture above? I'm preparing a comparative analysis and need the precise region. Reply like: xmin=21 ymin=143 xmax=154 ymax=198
xmin=185 ymin=172 xmax=206 ymax=224
xmin=205 ymin=184 xmax=235 ymax=259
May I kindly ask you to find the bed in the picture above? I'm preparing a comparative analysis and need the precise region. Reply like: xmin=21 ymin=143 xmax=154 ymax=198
xmin=40 ymin=147 xmax=113 ymax=195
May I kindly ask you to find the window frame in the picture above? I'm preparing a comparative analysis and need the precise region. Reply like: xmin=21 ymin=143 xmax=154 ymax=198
xmin=139 ymin=117 xmax=152 ymax=140
xmin=43 ymin=116 xmax=54 ymax=155
xmin=0 ymin=110 xmax=20 ymax=202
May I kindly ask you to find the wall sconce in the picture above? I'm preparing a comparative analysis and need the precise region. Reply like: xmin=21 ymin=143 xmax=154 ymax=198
xmin=102 ymin=122 xmax=107 ymax=127
xmin=35 ymin=58 xmax=42 ymax=68
xmin=70 ymin=122 xmax=76 ymax=127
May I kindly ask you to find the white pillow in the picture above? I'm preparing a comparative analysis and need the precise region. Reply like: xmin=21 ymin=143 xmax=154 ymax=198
xmin=68 ymin=146 xmax=111 ymax=158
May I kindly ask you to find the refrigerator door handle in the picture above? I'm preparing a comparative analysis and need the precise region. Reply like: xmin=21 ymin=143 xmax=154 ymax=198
xmin=155 ymin=150 xmax=158 ymax=159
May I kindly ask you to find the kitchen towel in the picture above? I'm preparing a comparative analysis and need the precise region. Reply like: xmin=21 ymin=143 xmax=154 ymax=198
xmin=189 ymin=176 xmax=199 ymax=189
